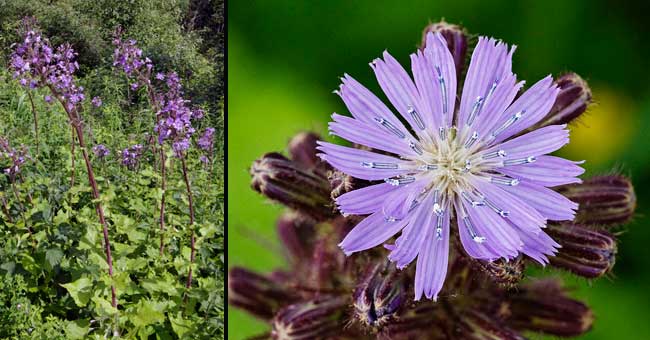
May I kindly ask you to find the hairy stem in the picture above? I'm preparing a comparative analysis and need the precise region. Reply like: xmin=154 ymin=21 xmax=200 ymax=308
xmin=70 ymin=126 xmax=76 ymax=188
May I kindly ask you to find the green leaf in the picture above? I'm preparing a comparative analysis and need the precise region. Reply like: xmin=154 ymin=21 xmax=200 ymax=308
xmin=61 ymin=277 xmax=93 ymax=307
xmin=169 ymin=312 xmax=194 ymax=338
xmin=45 ymin=248 xmax=64 ymax=267
xmin=65 ymin=319 xmax=89 ymax=339
xmin=92 ymin=296 xmax=118 ymax=316
xmin=132 ymin=300 xmax=166 ymax=328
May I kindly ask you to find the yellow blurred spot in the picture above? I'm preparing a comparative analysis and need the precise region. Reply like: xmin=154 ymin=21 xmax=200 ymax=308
xmin=561 ymin=85 xmax=634 ymax=167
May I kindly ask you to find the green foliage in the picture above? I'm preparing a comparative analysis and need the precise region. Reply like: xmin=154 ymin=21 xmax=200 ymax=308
xmin=0 ymin=0 xmax=223 ymax=338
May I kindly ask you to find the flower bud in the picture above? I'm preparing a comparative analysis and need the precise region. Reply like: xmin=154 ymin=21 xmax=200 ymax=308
xmin=421 ymin=21 xmax=468 ymax=78
xmin=353 ymin=260 xmax=406 ymax=328
xmin=546 ymin=224 xmax=617 ymax=278
xmin=557 ymin=175 xmax=636 ymax=226
xmin=474 ymin=256 xmax=525 ymax=288
xmin=250 ymin=152 xmax=334 ymax=221
xmin=288 ymin=132 xmax=323 ymax=169
xmin=455 ymin=310 xmax=525 ymax=340
xmin=228 ymin=267 xmax=299 ymax=320
xmin=277 ymin=212 xmax=316 ymax=263
xmin=537 ymin=72 xmax=592 ymax=128
xmin=271 ymin=296 xmax=349 ymax=340
xmin=505 ymin=279 xmax=593 ymax=337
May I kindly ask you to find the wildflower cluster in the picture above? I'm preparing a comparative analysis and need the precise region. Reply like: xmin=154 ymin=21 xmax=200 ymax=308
xmin=152 ymin=71 xmax=205 ymax=156
xmin=0 ymin=137 xmax=30 ymax=180
xmin=112 ymin=29 xmax=152 ymax=82
xmin=230 ymin=22 xmax=637 ymax=339
xmin=119 ymin=144 xmax=144 ymax=169
xmin=10 ymin=19 xmax=85 ymax=111
xmin=92 ymin=144 xmax=110 ymax=159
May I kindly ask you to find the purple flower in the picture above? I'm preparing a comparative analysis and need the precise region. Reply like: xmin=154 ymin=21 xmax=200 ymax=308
xmin=318 ymin=33 xmax=584 ymax=301
xmin=197 ymin=127 xmax=215 ymax=151
xmin=120 ymin=144 xmax=144 ymax=169
xmin=92 ymin=144 xmax=110 ymax=158
xmin=91 ymin=96 xmax=102 ymax=107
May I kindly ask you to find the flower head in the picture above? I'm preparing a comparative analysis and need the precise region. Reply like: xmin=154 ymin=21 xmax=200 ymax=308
xmin=318 ymin=32 xmax=585 ymax=300
xmin=120 ymin=144 xmax=144 ymax=169
xmin=91 ymin=96 xmax=102 ymax=107
xmin=92 ymin=144 xmax=110 ymax=159
xmin=197 ymin=127 xmax=215 ymax=151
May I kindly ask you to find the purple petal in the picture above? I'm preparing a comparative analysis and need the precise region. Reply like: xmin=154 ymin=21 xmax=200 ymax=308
xmin=317 ymin=141 xmax=412 ymax=181
xmin=464 ymin=202 xmax=522 ymax=259
xmin=484 ymin=125 xmax=569 ymax=160
xmin=458 ymin=37 xmax=515 ymax=128
xmin=329 ymin=113 xmax=415 ymax=156
xmin=414 ymin=209 xmax=450 ymax=301
xmin=455 ymin=199 xmax=496 ymax=260
xmin=471 ymin=179 xmax=546 ymax=235
xmin=501 ymin=180 xmax=578 ymax=221
xmin=338 ymin=74 xmax=413 ymax=138
xmin=388 ymin=192 xmax=435 ymax=269
xmin=339 ymin=211 xmax=410 ymax=255
xmin=491 ymin=76 xmax=559 ymax=144
xmin=421 ymin=32 xmax=458 ymax=128
xmin=335 ymin=183 xmax=397 ymax=216
xmin=517 ymin=229 xmax=560 ymax=265
xmin=498 ymin=155 xmax=584 ymax=187
xmin=371 ymin=51 xmax=427 ymax=135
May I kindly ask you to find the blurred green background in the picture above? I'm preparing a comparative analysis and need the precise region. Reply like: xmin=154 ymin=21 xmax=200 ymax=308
xmin=228 ymin=1 xmax=650 ymax=339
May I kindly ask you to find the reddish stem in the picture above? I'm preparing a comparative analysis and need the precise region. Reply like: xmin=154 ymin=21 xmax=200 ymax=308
xmin=27 ymin=91 xmax=39 ymax=154
xmin=159 ymin=148 xmax=167 ymax=255
xmin=70 ymin=126 xmax=76 ymax=188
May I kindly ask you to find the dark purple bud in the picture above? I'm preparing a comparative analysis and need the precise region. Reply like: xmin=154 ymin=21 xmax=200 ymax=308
xmin=328 ymin=170 xmax=371 ymax=201
xmin=546 ymin=224 xmax=617 ymax=278
xmin=228 ymin=267 xmax=299 ymax=320
xmin=454 ymin=310 xmax=525 ymax=340
xmin=250 ymin=152 xmax=334 ymax=221
xmin=276 ymin=212 xmax=316 ymax=263
xmin=421 ymin=20 xmax=468 ymax=78
xmin=271 ymin=296 xmax=348 ymax=340
xmin=538 ymin=73 xmax=592 ymax=128
xmin=353 ymin=260 xmax=406 ymax=328
xmin=287 ymin=132 xmax=321 ymax=169
xmin=505 ymin=279 xmax=593 ymax=337
xmin=474 ymin=256 xmax=525 ymax=288
xmin=557 ymin=175 xmax=636 ymax=227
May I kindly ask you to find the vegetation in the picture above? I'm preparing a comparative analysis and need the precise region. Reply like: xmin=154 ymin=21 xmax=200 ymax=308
xmin=0 ymin=0 xmax=224 ymax=338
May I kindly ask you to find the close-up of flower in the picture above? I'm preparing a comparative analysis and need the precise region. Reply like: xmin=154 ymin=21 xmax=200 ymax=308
xmin=318 ymin=30 xmax=583 ymax=300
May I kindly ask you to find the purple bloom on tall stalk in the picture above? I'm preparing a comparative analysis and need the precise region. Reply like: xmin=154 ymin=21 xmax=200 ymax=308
xmin=120 ymin=144 xmax=144 ymax=169
xmin=318 ymin=32 xmax=585 ymax=300
xmin=91 ymin=96 xmax=102 ymax=107
xmin=198 ymin=127 xmax=215 ymax=151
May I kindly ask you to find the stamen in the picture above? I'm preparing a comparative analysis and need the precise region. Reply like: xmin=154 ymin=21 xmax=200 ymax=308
xmin=385 ymin=176 xmax=416 ymax=186
xmin=462 ymin=216 xmax=486 ymax=243
xmin=373 ymin=117 xmax=406 ymax=139
xmin=436 ymin=66 xmax=448 ymax=115
xmin=491 ymin=176 xmax=520 ymax=186
xmin=407 ymin=106 xmax=425 ymax=130
xmin=483 ymin=197 xmax=510 ymax=217
xmin=467 ymin=96 xmax=484 ymax=126
xmin=503 ymin=156 xmax=536 ymax=166
xmin=418 ymin=164 xmax=438 ymax=171
xmin=485 ymin=79 xmax=498 ymax=103
xmin=462 ymin=159 xmax=472 ymax=173
xmin=409 ymin=141 xmax=423 ymax=155
xmin=482 ymin=149 xmax=507 ymax=159
xmin=439 ymin=127 xmax=447 ymax=141
xmin=464 ymin=131 xmax=479 ymax=148
xmin=435 ymin=215 xmax=443 ymax=240
xmin=361 ymin=162 xmax=398 ymax=169
xmin=461 ymin=191 xmax=484 ymax=207
xmin=491 ymin=110 xmax=525 ymax=138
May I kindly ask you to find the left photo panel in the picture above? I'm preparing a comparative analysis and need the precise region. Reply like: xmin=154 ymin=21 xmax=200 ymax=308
xmin=0 ymin=1 xmax=224 ymax=338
